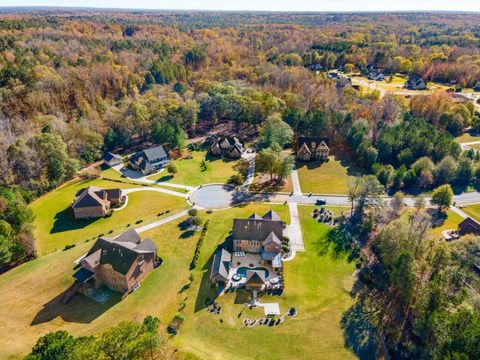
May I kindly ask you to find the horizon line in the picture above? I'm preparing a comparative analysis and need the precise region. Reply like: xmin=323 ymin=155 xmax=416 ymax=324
xmin=1 ymin=6 xmax=480 ymax=14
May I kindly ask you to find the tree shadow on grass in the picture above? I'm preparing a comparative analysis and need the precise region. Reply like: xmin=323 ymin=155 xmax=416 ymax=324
xmin=341 ymin=303 xmax=377 ymax=360
xmin=194 ymin=252 xmax=217 ymax=313
xmin=194 ymin=236 xmax=232 ymax=313
xmin=31 ymin=283 xmax=121 ymax=326
xmin=153 ymin=174 xmax=174 ymax=183
xmin=50 ymin=207 xmax=99 ymax=234
xmin=312 ymin=226 xmax=358 ymax=261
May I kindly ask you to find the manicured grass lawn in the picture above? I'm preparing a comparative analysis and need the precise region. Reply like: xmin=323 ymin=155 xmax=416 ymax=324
xmin=296 ymin=155 xmax=363 ymax=195
xmin=428 ymin=209 xmax=464 ymax=238
xmin=250 ymin=173 xmax=294 ymax=193
xmin=1 ymin=200 xmax=355 ymax=359
xmin=462 ymin=204 xmax=480 ymax=222
xmin=175 ymin=204 xmax=356 ymax=360
xmin=30 ymin=177 xmax=188 ymax=255
xmin=0 ymin=214 xmax=201 ymax=358
xmin=0 ymin=204 xmax=291 ymax=359
xmin=100 ymin=166 xmax=189 ymax=193
xmin=148 ymin=150 xmax=241 ymax=187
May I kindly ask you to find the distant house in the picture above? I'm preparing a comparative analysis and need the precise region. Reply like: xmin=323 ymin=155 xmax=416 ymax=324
xmin=366 ymin=65 xmax=385 ymax=81
xmin=129 ymin=145 xmax=170 ymax=175
xmin=296 ymin=137 xmax=330 ymax=162
xmin=73 ymin=229 xmax=157 ymax=293
xmin=405 ymin=75 xmax=427 ymax=90
xmin=210 ymin=210 xmax=285 ymax=293
xmin=103 ymin=152 xmax=122 ymax=167
xmin=72 ymin=186 xmax=124 ymax=219
xmin=458 ymin=217 xmax=480 ymax=236
xmin=210 ymin=137 xmax=244 ymax=159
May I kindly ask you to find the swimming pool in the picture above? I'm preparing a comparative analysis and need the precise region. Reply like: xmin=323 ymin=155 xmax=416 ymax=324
xmin=236 ymin=266 xmax=269 ymax=278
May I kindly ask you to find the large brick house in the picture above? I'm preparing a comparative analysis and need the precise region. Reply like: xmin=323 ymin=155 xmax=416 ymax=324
xmin=296 ymin=137 xmax=330 ymax=161
xmin=72 ymin=186 xmax=124 ymax=219
xmin=210 ymin=210 xmax=284 ymax=292
xmin=129 ymin=145 xmax=170 ymax=175
xmin=73 ymin=229 xmax=157 ymax=293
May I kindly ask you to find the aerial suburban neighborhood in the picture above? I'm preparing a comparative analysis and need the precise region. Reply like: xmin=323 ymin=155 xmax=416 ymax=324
xmin=1 ymin=5 xmax=480 ymax=360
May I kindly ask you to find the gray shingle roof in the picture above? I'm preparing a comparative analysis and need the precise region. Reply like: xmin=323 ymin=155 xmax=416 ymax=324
xmin=103 ymin=152 xmax=122 ymax=162
xmin=245 ymin=269 xmax=266 ymax=285
xmin=72 ymin=187 xmax=105 ymax=208
xmin=232 ymin=216 xmax=283 ymax=242
xmin=142 ymin=145 xmax=167 ymax=162
xmin=262 ymin=210 xmax=281 ymax=221
xmin=114 ymin=228 xmax=141 ymax=244
xmin=134 ymin=238 xmax=157 ymax=253
xmin=264 ymin=231 xmax=282 ymax=246
xmin=210 ymin=248 xmax=231 ymax=282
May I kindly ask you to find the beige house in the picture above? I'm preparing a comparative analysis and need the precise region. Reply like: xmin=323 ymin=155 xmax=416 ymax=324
xmin=72 ymin=186 xmax=123 ymax=219
xmin=73 ymin=229 xmax=157 ymax=293
xmin=296 ymin=137 xmax=330 ymax=161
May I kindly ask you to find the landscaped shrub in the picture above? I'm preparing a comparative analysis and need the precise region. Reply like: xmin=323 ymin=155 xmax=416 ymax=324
xmin=189 ymin=220 xmax=209 ymax=270
xmin=63 ymin=244 xmax=75 ymax=251
xmin=135 ymin=220 xmax=143 ymax=224
xmin=104 ymin=210 xmax=113 ymax=218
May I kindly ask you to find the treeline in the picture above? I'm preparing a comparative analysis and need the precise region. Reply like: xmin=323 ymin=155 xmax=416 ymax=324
xmin=26 ymin=315 xmax=175 ymax=360
xmin=0 ymin=187 xmax=35 ymax=272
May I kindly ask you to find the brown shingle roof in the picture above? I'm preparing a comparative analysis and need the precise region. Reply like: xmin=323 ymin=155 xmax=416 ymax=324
xmin=83 ymin=229 xmax=157 ymax=275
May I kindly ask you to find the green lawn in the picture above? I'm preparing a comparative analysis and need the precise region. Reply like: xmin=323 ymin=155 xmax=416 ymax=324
xmin=462 ymin=204 xmax=480 ymax=222
xmin=428 ymin=209 xmax=465 ymax=238
xmin=296 ymin=155 xmax=362 ymax=194
xmin=0 ymin=214 xmax=200 ymax=358
xmin=0 ymin=201 xmax=357 ymax=359
xmin=147 ymin=150 xmax=241 ymax=187
xmin=176 ymin=204 xmax=356 ymax=360
xmin=30 ymin=177 xmax=188 ymax=255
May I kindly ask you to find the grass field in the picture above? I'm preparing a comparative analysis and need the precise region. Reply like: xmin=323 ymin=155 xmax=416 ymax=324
xmin=0 ymin=201 xmax=357 ymax=359
xmin=176 ymin=204 xmax=356 ymax=360
xmin=462 ymin=204 xmax=480 ymax=222
xmin=469 ymin=143 xmax=480 ymax=151
xmin=296 ymin=155 xmax=362 ymax=194
xmin=148 ymin=150 xmax=240 ymax=186
xmin=250 ymin=173 xmax=294 ymax=193
xmin=30 ymin=177 xmax=188 ymax=255
xmin=428 ymin=209 xmax=465 ymax=238
xmin=455 ymin=132 xmax=480 ymax=144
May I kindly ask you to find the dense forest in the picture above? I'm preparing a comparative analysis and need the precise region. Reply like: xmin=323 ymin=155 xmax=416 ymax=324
xmin=0 ymin=10 xmax=480 ymax=358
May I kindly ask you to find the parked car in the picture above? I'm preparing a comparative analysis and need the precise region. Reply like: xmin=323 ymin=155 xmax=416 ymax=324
xmin=316 ymin=198 xmax=326 ymax=205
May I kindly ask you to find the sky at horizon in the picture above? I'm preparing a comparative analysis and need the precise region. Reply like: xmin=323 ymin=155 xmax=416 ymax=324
xmin=1 ymin=0 xmax=480 ymax=12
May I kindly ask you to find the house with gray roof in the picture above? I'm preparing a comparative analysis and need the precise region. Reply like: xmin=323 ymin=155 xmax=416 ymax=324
xmin=129 ymin=145 xmax=170 ymax=175
xmin=73 ymin=228 xmax=157 ymax=293
xmin=210 ymin=210 xmax=285 ymax=292
xmin=103 ymin=152 xmax=123 ymax=167
xmin=72 ymin=186 xmax=124 ymax=219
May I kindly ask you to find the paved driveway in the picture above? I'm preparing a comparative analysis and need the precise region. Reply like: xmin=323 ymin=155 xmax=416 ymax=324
xmin=285 ymin=202 xmax=305 ymax=252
